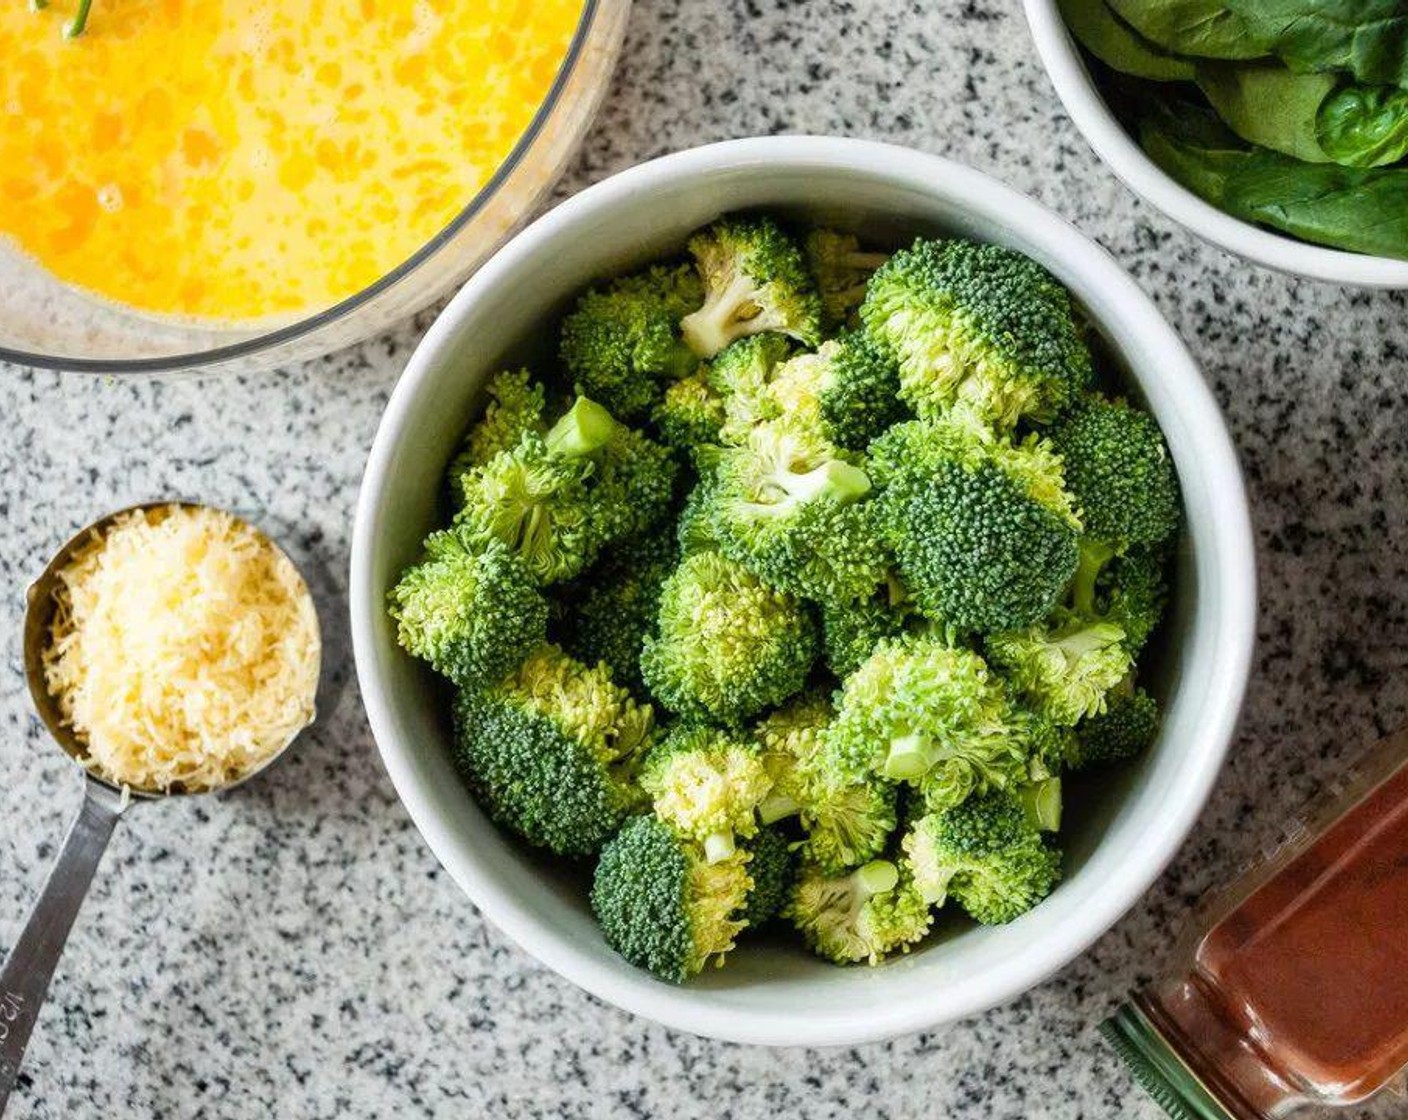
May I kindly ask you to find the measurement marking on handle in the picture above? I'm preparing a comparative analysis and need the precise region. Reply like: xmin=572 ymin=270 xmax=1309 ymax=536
xmin=0 ymin=991 xmax=21 ymax=1043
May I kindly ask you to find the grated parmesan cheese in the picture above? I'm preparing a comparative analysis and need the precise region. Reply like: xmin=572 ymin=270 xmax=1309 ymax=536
xmin=42 ymin=505 xmax=320 ymax=793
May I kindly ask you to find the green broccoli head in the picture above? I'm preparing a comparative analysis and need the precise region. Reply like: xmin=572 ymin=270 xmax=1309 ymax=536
xmin=591 ymin=815 xmax=751 ymax=983
xmin=445 ymin=369 xmax=548 ymax=506
xmin=675 ymin=475 xmax=724 ymax=557
xmin=804 ymin=228 xmax=890 ymax=331
xmin=560 ymin=263 xmax=702 ymax=418
xmin=452 ymin=430 xmax=599 ymax=585
xmin=639 ymin=723 xmax=772 ymax=861
xmin=753 ymin=690 xmax=834 ymax=825
xmin=389 ymin=533 xmax=547 ymax=688
xmin=826 ymin=634 xmax=1032 ymax=806
xmin=681 ymin=217 xmax=823 ymax=358
xmin=786 ymin=859 xmax=933 ymax=965
xmin=651 ymin=370 xmax=726 ymax=455
xmin=861 ymin=237 xmax=1092 ymax=429
xmin=764 ymin=332 xmax=906 ymax=452
xmin=751 ymin=691 xmax=897 ymax=874
xmin=1051 ymin=393 xmax=1181 ymax=550
xmin=453 ymin=644 xmax=653 ymax=856
xmin=706 ymin=332 xmax=794 ymax=444
xmin=820 ymin=578 xmax=912 ymax=680
xmin=985 ymin=608 xmax=1135 ymax=727
xmin=561 ymin=532 xmax=677 ymax=692
xmin=803 ymin=776 xmax=900 ymax=878
xmin=588 ymin=413 xmax=681 ymax=544
xmin=741 ymin=826 xmax=797 ymax=928
xmin=1098 ymin=544 xmax=1171 ymax=657
xmin=870 ymin=418 xmax=1080 ymax=634
xmin=902 ymin=792 xmax=1062 ymax=924
xmin=1073 ymin=680 xmax=1161 ymax=768
xmin=706 ymin=419 xmax=890 ymax=603
xmin=640 ymin=550 xmax=817 ymax=725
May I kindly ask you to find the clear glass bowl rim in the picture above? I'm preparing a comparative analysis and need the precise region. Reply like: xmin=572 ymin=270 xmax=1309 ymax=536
xmin=0 ymin=0 xmax=607 ymax=375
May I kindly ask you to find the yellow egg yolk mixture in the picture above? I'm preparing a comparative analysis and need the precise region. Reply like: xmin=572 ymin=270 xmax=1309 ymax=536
xmin=0 ymin=0 xmax=584 ymax=322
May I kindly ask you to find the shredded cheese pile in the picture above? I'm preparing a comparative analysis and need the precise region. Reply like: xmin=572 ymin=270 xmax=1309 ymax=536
xmin=42 ymin=506 xmax=320 ymax=793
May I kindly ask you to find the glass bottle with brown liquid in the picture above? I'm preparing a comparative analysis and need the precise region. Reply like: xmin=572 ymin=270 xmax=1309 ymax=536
xmin=1104 ymin=731 xmax=1408 ymax=1119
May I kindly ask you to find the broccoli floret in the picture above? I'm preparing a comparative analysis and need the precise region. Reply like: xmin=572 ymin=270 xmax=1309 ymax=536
xmin=453 ymin=644 xmax=653 ymax=856
xmin=753 ymin=692 xmax=897 ymax=875
xmin=707 ymin=332 xmax=794 ymax=444
xmin=1073 ymin=679 xmax=1161 ymax=768
xmin=640 ymin=551 xmax=817 ymax=725
xmin=1098 ymin=544 xmax=1172 ymax=657
xmin=676 ymin=476 xmax=723 ymax=557
xmin=455 ymin=397 xmax=677 ymax=585
xmin=589 ymin=411 xmax=680 ymax=544
xmin=560 ymin=263 xmax=702 ymax=419
xmin=706 ymin=418 xmax=890 ymax=603
xmin=820 ymin=577 xmax=912 ymax=680
xmin=445 ymin=369 xmax=548 ymax=505
xmin=681 ymin=217 xmax=823 ymax=358
xmin=902 ymin=792 xmax=1062 ymax=924
xmin=985 ymin=608 xmax=1134 ymax=727
xmin=765 ymin=332 xmax=906 ymax=451
xmin=388 ymin=533 xmax=547 ymax=688
xmin=741 ymin=826 xmax=797 ymax=927
xmin=1051 ymin=393 xmax=1180 ymax=550
xmin=453 ymin=430 xmax=599 ymax=585
xmin=561 ymin=533 xmax=676 ymax=692
xmin=652 ymin=371 xmax=726 ymax=455
xmin=826 ymin=634 xmax=1032 ymax=809
xmin=753 ymin=690 xmax=835 ymax=825
xmin=592 ymin=815 xmax=751 ymax=983
xmin=639 ymin=724 xmax=772 ymax=861
xmin=861 ymin=237 xmax=1092 ymax=429
xmin=870 ymin=417 xmax=1080 ymax=633
xmin=786 ymin=859 xmax=932 ymax=965
xmin=804 ymin=228 xmax=890 ymax=331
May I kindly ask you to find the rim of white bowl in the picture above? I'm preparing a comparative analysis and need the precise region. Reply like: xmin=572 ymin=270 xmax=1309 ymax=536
xmin=1022 ymin=0 xmax=1408 ymax=290
xmin=351 ymin=135 xmax=1258 ymax=1046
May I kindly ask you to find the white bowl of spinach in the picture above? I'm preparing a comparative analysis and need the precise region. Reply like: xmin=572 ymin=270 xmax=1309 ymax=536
xmin=1025 ymin=0 xmax=1408 ymax=287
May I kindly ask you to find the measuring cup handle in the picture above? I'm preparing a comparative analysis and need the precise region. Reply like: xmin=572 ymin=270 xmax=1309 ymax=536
xmin=0 ymin=778 xmax=125 ymax=1114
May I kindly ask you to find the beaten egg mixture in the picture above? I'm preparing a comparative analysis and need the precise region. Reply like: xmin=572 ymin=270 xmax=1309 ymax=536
xmin=0 ymin=0 xmax=584 ymax=321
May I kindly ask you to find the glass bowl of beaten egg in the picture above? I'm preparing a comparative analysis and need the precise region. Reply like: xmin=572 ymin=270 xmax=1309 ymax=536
xmin=0 ymin=0 xmax=629 ymax=374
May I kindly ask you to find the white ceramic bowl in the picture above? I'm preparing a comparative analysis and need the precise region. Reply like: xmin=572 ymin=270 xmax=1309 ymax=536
xmin=351 ymin=136 xmax=1257 ymax=1046
xmin=1023 ymin=0 xmax=1408 ymax=289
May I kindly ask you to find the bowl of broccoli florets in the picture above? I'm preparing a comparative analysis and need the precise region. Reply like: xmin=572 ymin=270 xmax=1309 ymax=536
xmin=350 ymin=136 xmax=1256 ymax=1046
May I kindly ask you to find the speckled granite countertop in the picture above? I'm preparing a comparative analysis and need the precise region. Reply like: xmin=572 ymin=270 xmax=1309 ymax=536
xmin=3 ymin=2 xmax=1406 ymax=1117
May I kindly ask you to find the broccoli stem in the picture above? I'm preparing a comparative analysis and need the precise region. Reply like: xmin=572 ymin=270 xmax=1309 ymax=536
xmin=781 ymin=460 xmax=872 ymax=505
xmin=854 ymin=859 xmax=899 ymax=897
xmin=1053 ymin=619 xmax=1126 ymax=664
xmin=546 ymin=397 xmax=616 ymax=458
xmin=1016 ymin=778 xmax=1063 ymax=832
xmin=30 ymin=0 xmax=49 ymax=10
xmin=704 ymin=830 xmax=736 ymax=864
xmin=1070 ymin=539 xmax=1116 ymax=615
xmin=63 ymin=0 xmax=93 ymax=37
xmin=681 ymin=272 xmax=758 ymax=357
xmin=757 ymin=792 xmax=801 ymax=825
xmin=882 ymin=732 xmax=940 ymax=781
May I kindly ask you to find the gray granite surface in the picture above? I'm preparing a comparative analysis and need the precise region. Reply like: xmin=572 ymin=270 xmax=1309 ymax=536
xmin=3 ymin=1 xmax=1407 ymax=1117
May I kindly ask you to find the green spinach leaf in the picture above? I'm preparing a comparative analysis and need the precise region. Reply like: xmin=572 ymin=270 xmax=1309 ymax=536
xmin=1317 ymin=84 xmax=1408 ymax=167
xmin=1105 ymin=0 xmax=1266 ymax=60
xmin=1196 ymin=61 xmax=1336 ymax=163
xmin=1222 ymin=0 xmax=1408 ymax=89
xmin=1223 ymin=154 xmax=1408 ymax=260
xmin=1139 ymin=99 xmax=1255 ymax=205
xmin=1058 ymin=0 xmax=1196 ymax=80
xmin=1140 ymin=102 xmax=1408 ymax=259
